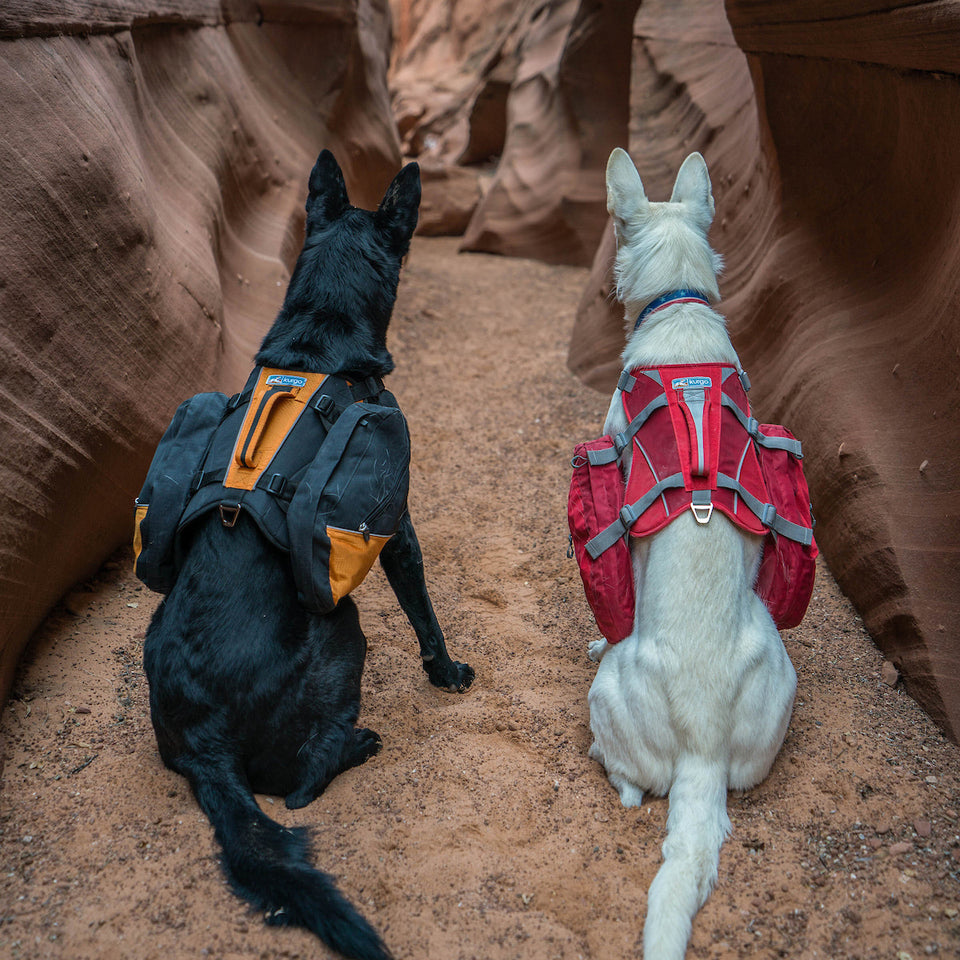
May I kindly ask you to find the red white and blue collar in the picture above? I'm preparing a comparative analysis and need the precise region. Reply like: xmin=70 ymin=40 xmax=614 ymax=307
xmin=634 ymin=289 xmax=711 ymax=330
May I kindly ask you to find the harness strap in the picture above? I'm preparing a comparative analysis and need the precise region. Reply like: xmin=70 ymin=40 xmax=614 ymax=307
xmin=348 ymin=375 xmax=385 ymax=403
xmin=586 ymin=465 xmax=814 ymax=559
xmin=586 ymin=472 xmax=686 ymax=559
xmin=191 ymin=466 xmax=298 ymax=502
xmin=715 ymin=474 xmax=814 ymax=545
xmin=720 ymin=395 xmax=803 ymax=457
xmin=586 ymin=394 xmax=671 ymax=466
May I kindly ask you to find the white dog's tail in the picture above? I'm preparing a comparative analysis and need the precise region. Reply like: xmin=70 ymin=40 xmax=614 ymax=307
xmin=643 ymin=757 xmax=730 ymax=960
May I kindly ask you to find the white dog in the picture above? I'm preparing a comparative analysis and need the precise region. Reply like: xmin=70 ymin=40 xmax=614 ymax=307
xmin=586 ymin=148 xmax=797 ymax=960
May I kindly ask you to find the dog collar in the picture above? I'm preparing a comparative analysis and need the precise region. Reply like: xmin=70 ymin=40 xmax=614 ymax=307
xmin=633 ymin=289 xmax=711 ymax=330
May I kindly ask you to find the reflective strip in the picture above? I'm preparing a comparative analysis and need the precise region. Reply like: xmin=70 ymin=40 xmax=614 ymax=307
xmin=680 ymin=386 xmax=707 ymax=475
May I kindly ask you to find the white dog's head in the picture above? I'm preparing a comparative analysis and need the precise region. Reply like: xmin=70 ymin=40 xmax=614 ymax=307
xmin=605 ymin=149 xmax=724 ymax=323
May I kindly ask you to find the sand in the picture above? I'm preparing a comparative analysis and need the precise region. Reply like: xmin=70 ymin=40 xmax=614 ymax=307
xmin=2 ymin=237 xmax=958 ymax=960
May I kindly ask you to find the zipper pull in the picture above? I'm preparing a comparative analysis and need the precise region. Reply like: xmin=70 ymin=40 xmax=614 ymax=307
xmin=359 ymin=521 xmax=370 ymax=543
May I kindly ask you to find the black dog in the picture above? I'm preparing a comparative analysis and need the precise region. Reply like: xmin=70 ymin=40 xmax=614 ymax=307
xmin=143 ymin=150 xmax=473 ymax=960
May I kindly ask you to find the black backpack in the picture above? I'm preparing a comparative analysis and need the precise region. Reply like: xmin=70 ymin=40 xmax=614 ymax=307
xmin=133 ymin=367 xmax=410 ymax=613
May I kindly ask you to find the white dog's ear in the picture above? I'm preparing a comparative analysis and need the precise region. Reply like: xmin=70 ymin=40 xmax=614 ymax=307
xmin=606 ymin=148 xmax=647 ymax=241
xmin=670 ymin=152 xmax=715 ymax=229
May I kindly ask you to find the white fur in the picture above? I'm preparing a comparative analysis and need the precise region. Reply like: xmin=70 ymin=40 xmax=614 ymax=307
xmin=588 ymin=148 xmax=797 ymax=960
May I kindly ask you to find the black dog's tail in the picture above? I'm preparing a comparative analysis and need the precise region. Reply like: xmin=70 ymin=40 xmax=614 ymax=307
xmin=187 ymin=766 xmax=392 ymax=960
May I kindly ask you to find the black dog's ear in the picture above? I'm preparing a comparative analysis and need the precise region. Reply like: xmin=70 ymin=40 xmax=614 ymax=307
xmin=307 ymin=149 xmax=350 ymax=223
xmin=375 ymin=162 xmax=421 ymax=250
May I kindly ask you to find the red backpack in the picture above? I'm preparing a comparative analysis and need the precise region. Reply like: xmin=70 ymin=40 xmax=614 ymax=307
xmin=568 ymin=364 xmax=817 ymax=643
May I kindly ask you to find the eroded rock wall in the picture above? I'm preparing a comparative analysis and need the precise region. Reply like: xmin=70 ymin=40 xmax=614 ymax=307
xmin=0 ymin=0 xmax=401 ymax=704
xmin=568 ymin=0 xmax=960 ymax=741
xmin=390 ymin=0 xmax=638 ymax=264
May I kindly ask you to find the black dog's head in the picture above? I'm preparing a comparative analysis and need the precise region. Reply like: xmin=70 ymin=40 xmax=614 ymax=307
xmin=256 ymin=150 xmax=421 ymax=379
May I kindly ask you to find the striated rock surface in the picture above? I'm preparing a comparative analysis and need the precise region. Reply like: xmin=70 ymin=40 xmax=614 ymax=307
xmin=416 ymin=161 xmax=484 ymax=236
xmin=0 ymin=0 xmax=401 ymax=705
xmin=568 ymin=0 xmax=960 ymax=741
xmin=458 ymin=0 xmax=638 ymax=265
xmin=390 ymin=0 xmax=638 ymax=264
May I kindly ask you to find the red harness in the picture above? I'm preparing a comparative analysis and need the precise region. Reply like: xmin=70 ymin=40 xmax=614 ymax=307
xmin=569 ymin=361 xmax=818 ymax=642
xmin=620 ymin=363 xmax=767 ymax=537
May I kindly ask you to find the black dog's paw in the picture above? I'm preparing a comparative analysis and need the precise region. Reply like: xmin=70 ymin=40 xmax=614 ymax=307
xmin=423 ymin=657 xmax=475 ymax=693
xmin=353 ymin=728 xmax=383 ymax=764
xmin=284 ymin=786 xmax=315 ymax=811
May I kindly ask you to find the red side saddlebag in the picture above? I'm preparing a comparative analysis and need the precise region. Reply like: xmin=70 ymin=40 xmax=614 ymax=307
xmin=567 ymin=436 xmax=635 ymax=643
xmin=753 ymin=424 xmax=818 ymax=629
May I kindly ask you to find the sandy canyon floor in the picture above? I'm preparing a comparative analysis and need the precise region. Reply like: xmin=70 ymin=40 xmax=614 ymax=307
xmin=1 ymin=237 xmax=959 ymax=960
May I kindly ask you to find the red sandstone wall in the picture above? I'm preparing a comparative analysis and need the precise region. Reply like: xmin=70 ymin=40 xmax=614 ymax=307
xmin=390 ymin=0 xmax=637 ymax=264
xmin=0 ymin=0 xmax=401 ymax=705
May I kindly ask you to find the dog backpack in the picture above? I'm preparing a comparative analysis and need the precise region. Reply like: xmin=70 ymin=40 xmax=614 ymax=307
xmin=133 ymin=366 xmax=410 ymax=613
xmin=134 ymin=391 xmax=230 ymax=596
xmin=567 ymin=363 xmax=817 ymax=641
xmin=568 ymin=436 xmax=635 ymax=643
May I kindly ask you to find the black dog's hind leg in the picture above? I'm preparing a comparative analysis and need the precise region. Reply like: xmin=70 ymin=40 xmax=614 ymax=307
xmin=285 ymin=722 xmax=384 ymax=810
xmin=378 ymin=512 xmax=474 ymax=692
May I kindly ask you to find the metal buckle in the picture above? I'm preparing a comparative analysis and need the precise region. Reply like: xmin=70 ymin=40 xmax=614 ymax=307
xmin=219 ymin=502 xmax=241 ymax=528
xmin=690 ymin=502 xmax=714 ymax=525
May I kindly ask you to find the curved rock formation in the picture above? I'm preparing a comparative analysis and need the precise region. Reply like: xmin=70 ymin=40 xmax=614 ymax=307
xmin=568 ymin=0 xmax=960 ymax=741
xmin=0 ymin=0 xmax=401 ymax=704
xmin=458 ymin=0 xmax=638 ymax=265
xmin=390 ymin=0 xmax=638 ymax=264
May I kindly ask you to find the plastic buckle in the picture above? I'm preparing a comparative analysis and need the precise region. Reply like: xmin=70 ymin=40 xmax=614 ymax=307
xmin=267 ymin=473 xmax=286 ymax=496
xmin=690 ymin=502 xmax=714 ymax=525
xmin=219 ymin=502 xmax=241 ymax=528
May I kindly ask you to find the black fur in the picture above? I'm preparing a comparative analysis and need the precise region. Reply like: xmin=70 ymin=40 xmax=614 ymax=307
xmin=143 ymin=150 xmax=474 ymax=960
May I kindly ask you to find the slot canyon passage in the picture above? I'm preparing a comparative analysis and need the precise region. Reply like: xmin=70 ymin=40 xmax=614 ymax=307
xmin=1 ymin=238 xmax=959 ymax=959
xmin=3 ymin=0 xmax=960 ymax=957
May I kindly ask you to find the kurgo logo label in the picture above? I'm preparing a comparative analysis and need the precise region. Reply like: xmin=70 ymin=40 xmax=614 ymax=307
xmin=265 ymin=374 xmax=308 ymax=388
xmin=672 ymin=376 xmax=712 ymax=390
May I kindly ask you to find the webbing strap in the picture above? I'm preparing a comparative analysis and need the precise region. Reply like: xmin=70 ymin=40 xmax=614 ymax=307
xmin=585 ymin=394 xmax=670 ymax=466
xmin=714 ymin=474 xmax=813 ymax=545
xmin=615 ymin=394 xmax=669 ymax=456
xmin=348 ymin=375 xmax=385 ymax=403
xmin=586 ymin=472 xmax=685 ymax=559
xmin=720 ymin=395 xmax=803 ymax=457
